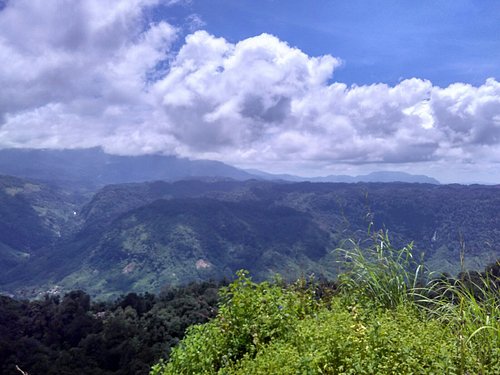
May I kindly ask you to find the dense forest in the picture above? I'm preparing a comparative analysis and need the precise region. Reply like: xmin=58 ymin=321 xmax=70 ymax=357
xmin=1 ymin=242 xmax=498 ymax=374
xmin=1 ymin=176 xmax=499 ymax=299
xmin=0 ymin=281 xmax=221 ymax=375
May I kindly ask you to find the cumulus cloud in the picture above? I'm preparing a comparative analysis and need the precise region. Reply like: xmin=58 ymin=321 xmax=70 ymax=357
xmin=153 ymin=31 xmax=340 ymax=154
xmin=0 ymin=0 xmax=177 ymax=152
xmin=152 ymin=31 xmax=500 ymax=171
xmin=0 ymin=0 xmax=499 ymax=181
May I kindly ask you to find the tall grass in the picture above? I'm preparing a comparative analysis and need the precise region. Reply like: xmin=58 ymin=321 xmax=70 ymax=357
xmin=337 ymin=230 xmax=499 ymax=373
xmin=336 ymin=229 xmax=425 ymax=308
xmin=418 ymin=271 xmax=499 ymax=373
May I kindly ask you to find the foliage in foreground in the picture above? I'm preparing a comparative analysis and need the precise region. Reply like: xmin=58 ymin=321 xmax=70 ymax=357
xmin=0 ymin=281 xmax=220 ymax=375
xmin=152 ymin=233 xmax=500 ymax=374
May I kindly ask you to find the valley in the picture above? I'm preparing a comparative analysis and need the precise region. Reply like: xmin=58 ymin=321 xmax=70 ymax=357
xmin=1 ymin=174 xmax=498 ymax=299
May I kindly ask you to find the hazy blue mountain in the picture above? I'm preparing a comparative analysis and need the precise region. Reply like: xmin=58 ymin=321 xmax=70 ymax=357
xmin=78 ymin=179 xmax=260 ymax=230
xmin=0 ymin=148 xmax=257 ymax=188
xmin=1 ymin=148 xmax=440 ymax=189
xmin=244 ymin=169 xmax=306 ymax=182
xmin=350 ymin=171 xmax=440 ymax=184
xmin=247 ymin=169 xmax=440 ymax=184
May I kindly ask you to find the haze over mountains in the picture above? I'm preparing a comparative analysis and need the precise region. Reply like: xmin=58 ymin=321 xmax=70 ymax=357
xmin=1 ymin=147 xmax=498 ymax=299
xmin=247 ymin=169 xmax=440 ymax=184
xmin=1 ymin=2 xmax=499 ymax=374
xmin=0 ymin=165 xmax=497 ymax=298
xmin=0 ymin=148 xmax=255 ymax=188
xmin=0 ymin=148 xmax=439 ymax=187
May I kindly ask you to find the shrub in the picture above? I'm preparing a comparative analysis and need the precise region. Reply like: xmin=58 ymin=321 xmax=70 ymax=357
xmin=151 ymin=235 xmax=499 ymax=374
xmin=152 ymin=270 xmax=321 ymax=374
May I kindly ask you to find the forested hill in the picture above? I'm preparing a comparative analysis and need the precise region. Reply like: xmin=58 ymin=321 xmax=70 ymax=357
xmin=0 ymin=281 xmax=221 ymax=375
xmin=0 ymin=175 xmax=85 ymax=278
xmin=1 ymin=178 xmax=498 ymax=298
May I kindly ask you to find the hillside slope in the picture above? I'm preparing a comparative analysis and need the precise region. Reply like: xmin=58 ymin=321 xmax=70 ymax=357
xmin=7 ymin=198 xmax=330 ymax=298
xmin=0 ymin=175 xmax=83 ymax=282
xmin=2 ymin=180 xmax=499 ymax=298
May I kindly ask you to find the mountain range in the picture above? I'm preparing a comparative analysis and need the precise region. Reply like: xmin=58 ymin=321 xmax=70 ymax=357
xmin=0 ymin=173 xmax=497 ymax=299
xmin=0 ymin=148 xmax=440 ymax=187
xmin=246 ymin=169 xmax=440 ymax=184
xmin=2 ymin=147 xmax=498 ymax=299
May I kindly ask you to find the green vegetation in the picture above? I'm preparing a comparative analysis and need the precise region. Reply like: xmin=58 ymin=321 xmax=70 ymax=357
xmin=1 ymin=175 xmax=498 ymax=373
xmin=0 ymin=175 xmax=84 ymax=282
xmin=0 ymin=281 xmax=221 ymax=375
xmin=7 ymin=196 xmax=332 ymax=298
xmin=0 ymin=162 xmax=498 ymax=373
xmin=152 ymin=233 xmax=499 ymax=374
xmin=2 ymin=178 xmax=499 ymax=298
xmin=1 ymin=233 xmax=498 ymax=374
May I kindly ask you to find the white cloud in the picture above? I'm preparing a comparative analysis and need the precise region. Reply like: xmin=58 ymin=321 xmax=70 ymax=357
xmin=0 ymin=0 xmax=499 ymax=182
xmin=0 ymin=0 xmax=177 ymax=152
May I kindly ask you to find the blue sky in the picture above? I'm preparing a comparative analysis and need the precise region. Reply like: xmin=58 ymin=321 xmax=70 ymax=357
xmin=0 ymin=0 xmax=499 ymax=183
xmin=156 ymin=0 xmax=500 ymax=87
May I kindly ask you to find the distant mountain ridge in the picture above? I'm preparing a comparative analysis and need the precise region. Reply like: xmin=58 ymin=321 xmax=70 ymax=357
xmin=0 ymin=148 xmax=440 ymax=186
xmin=247 ymin=169 xmax=440 ymax=184
xmin=0 ymin=148 xmax=256 ymax=188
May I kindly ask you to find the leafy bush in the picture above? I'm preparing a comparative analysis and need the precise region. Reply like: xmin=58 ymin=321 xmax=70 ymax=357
xmin=152 ymin=270 xmax=321 ymax=374
xmin=152 ymin=235 xmax=499 ymax=374
xmin=231 ymin=302 xmax=461 ymax=374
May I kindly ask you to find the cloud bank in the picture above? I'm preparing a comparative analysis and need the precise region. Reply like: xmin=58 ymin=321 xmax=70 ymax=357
xmin=0 ymin=0 xmax=499 ymax=181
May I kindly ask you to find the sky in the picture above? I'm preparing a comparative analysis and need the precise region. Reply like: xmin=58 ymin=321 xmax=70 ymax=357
xmin=0 ymin=0 xmax=499 ymax=183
